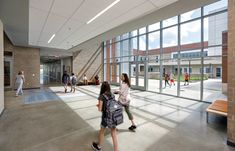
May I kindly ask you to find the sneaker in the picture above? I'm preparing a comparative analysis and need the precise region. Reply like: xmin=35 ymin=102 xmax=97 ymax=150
xmin=132 ymin=125 xmax=137 ymax=129
xmin=91 ymin=142 xmax=102 ymax=151
xmin=128 ymin=125 xmax=137 ymax=131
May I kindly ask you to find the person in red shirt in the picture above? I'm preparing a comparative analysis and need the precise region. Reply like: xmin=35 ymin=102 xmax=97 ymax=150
xmin=184 ymin=72 xmax=189 ymax=85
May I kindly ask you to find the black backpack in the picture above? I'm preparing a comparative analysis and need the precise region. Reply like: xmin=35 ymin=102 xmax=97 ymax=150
xmin=62 ymin=74 xmax=69 ymax=83
xmin=103 ymin=94 xmax=123 ymax=128
xmin=71 ymin=76 xmax=77 ymax=85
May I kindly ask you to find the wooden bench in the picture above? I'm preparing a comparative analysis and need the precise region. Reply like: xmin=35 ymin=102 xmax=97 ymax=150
xmin=206 ymin=100 xmax=227 ymax=123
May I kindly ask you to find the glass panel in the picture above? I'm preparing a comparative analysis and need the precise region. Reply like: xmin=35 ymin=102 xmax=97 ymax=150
xmin=122 ymin=39 xmax=129 ymax=57
xmin=122 ymin=32 xmax=129 ymax=40
xmin=138 ymin=63 xmax=145 ymax=87
xmin=161 ymin=59 xmax=178 ymax=96
xmin=139 ymin=35 xmax=146 ymax=56
xmin=204 ymin=12 xmax=227 ymax=46
xmin=148 ymin=31 xmax=160 ymax=50
xmin=181 ymin=20 xmax=201 ymax=46
xmin=148 ymin=22 xmax=160 ymax=32
xmin=130 ymin=37 xmax=137 ymax=56
xmin=203 ymin=46 xmax=226 ymax=102
xmin=163 ymin=26 xmax=178 ymax=48
xmin=116 ymin=36 xmax=121 ymax=41
xmin=148 ymin=56 xmax=160 ymax=92
xmin=163 ymin=16 xmax=178 ymax=28
xmin=131 ymin=30 xmax=137 ymax=37
xmin=180 ymin=8 xmax=201 ymax=22
xmin=148 ymin=30 xmax=160 ymax=91
xmin=130 ymin=63 xmax=136 ymax=86
xmin=180 ymin=50 xmax=201 ymax=100
xmin=40 ymin=65 xmax=43 ymax=84
xmin=139 ymin=27 xmax=146 ymax=35
xmin=121 ymin=63 xmax=129 ymax=79
xmin=116 ymin=42 xmax=121 ymax=57
xmin=204 ymin=0 xmax=227 ymax=16
xmin=104 ymin=63 xmax=107 ymax=81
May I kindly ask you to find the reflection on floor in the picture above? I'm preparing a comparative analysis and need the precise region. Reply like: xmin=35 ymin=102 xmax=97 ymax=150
xmin=0 ymin=85 xmax=233 ymax=151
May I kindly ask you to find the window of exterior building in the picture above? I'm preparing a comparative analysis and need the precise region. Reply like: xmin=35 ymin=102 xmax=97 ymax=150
xmin=204 ymin=0 xmax=227 ymax=16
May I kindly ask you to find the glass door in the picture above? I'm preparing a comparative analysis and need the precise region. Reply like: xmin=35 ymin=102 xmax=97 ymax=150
xmin=130 ymin=62 xmax=137 ymax=87
xmin=129 ymin=61 xmax=146 ymax=90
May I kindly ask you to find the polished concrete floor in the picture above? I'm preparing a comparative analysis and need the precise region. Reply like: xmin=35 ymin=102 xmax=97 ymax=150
xmin=0 ymin=85 xmax=233 ymax=151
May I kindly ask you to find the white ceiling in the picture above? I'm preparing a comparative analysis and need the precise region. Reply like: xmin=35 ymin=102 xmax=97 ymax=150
xmin=29 ymin=0 xmax=178 ymax=50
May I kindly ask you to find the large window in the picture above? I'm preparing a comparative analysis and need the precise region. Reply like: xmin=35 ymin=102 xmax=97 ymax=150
xmin=103 ymin=0 xmax=227 ymax=103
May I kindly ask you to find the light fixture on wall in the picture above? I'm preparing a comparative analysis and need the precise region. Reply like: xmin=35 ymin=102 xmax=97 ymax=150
xmin=48 ymin=34 xmax=55 ymax=43
xmin=86 ymin=0 xmax=120 ymax=24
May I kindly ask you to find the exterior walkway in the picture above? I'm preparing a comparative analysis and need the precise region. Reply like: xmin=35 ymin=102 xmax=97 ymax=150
xmin=0 ymin=85 xmax=233 ymax=151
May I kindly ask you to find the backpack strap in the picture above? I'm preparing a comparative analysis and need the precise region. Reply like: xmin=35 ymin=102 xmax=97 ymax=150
xmin=102 ymin=94 xmax=109 ymax=100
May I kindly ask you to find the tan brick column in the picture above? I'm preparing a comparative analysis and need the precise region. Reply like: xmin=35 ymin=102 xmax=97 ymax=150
xmin=227 ymin=0 xmax=235 ymax=147
xmin=106 ymin=40 xmax=110 ymax=81
xmin=111 ymin=38 xmax=116 ymax=82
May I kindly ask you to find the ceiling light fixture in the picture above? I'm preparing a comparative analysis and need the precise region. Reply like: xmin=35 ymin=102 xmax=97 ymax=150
xmin=48 ymin=34 xmax=55 ymax=43
xmin=86 ymin=0 xmax=120 ymax=24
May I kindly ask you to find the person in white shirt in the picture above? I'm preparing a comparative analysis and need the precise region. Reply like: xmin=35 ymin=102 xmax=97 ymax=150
xmin=83 ymin=74 xmax=88 ymax=85
xmin=15 ymin=71 xmax=25 ymax=96
xmin=115 ymin=73 xmax=137 ymax=131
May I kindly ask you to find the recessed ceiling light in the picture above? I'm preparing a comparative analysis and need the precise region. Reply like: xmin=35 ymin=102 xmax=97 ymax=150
xmin=87 ymin=0 xmax=120 ymax=24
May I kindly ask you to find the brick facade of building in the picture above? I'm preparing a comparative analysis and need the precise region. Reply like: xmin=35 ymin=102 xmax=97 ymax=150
xmin=227 ymin=0 xmax=235 ymax=146
xmin=4 ymin=35 xmax=40 ymax=89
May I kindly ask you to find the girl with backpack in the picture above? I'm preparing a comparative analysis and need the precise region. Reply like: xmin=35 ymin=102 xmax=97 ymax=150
xmin=115 ymin=73 xmax=137 ymax=131
xmin=70 ymin=73 xmax=77 ymax=93
xmin=92 ymin=81 xmax=119 ymax=151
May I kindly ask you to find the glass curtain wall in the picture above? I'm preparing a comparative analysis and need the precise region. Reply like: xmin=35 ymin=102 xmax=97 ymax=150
xmin=147 ymin=22 xmax=160 ymax=92
xmin=103 ymin=0 xmax=227 ymax=103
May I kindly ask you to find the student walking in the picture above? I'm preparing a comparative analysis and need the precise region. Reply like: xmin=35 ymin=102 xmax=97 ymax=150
xmin=15 ymin=71 xmax=25 ymax=96
xmin=62 ymin=71 xmax=70 ymax=93
xmin=184 ymin=72 xmax=189 ymax=85
xmin=92 ymin=81 xmax=121 ymax=151
xmin=70 ymin=73 xmax=77 ymax=93
xmin=83 ymin=74 xmax=88 ymax=85
xmin=115 ymin=73 xmax=137 ymax=131
xmin=164 ymin=73 xmax=171 ymax=88
xmin=170 ymin=73 xmax=175 ymax=86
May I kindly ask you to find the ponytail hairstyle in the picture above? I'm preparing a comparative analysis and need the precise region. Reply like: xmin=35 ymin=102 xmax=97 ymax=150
xmin=122 ymin=73 xmax=130 ymax=87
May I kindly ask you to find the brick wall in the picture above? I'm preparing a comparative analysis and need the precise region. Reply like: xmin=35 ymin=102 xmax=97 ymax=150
xmin=4 ymin=35 xmax=40 ymax=89
xmin=13 ymin=47 xmax=40 ymax=89
xmin=0 ymin=20 xmax=4 ymax=114
xmin=73 ymin=43 xmax=103 ymax=83
xmin=222 ymin=31 xmax=228 ymax=94
xmin=227 ymin=0 xmax=235 ymax=146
